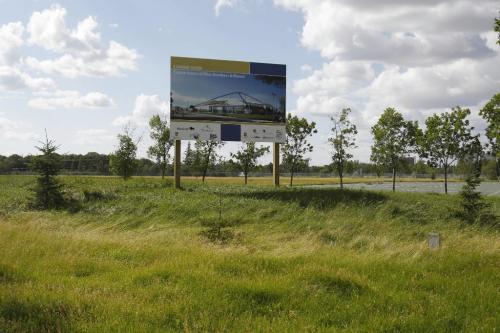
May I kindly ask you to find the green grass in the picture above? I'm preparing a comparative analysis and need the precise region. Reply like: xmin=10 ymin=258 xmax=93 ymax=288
xmin=0 ymin=175 xmax=499 ymax=332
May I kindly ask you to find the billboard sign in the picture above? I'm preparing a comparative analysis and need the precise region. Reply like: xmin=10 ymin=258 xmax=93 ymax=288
xmin=170 ymin=56 xmax=286 ymax=142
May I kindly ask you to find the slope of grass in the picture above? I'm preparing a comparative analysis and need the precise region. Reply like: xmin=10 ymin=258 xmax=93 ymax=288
xmin=0 ymin=175 xmax=498 ymax=332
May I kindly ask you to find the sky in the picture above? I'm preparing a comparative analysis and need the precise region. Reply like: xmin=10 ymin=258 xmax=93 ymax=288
xmin=0 ymin=0 xmax=499 ymax=165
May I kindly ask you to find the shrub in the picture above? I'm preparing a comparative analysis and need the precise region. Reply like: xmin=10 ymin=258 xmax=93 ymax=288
xmin=83 ymin=190 xmax=115 ymax=202
xmin=200 ymin=218 xmax=234 ymax=244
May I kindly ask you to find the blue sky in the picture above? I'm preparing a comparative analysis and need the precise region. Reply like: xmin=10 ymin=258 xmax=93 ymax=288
xmin=1 ymin=0 xmax=498 ymax=164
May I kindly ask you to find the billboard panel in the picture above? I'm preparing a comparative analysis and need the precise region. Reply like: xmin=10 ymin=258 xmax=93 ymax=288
xmin=170 ymin=56 xmax=286 ymax=142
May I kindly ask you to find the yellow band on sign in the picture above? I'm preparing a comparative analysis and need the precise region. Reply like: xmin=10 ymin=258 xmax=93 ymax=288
xmin=171 ymin=56 xmax=250 ymax=74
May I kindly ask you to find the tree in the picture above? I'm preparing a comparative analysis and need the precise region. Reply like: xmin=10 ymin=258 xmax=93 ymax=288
xmin=468 ymin=136 xmax=484 ymax=177
xmin=482 ymin=159 xmax=499 ymax=180
xmin=329 ymin=108 xmax=357 ymax=189
xmin=414 ymin=159 xmax=434 ymax=176
xmin=370 ymin=108 xmax=419 ymax=192
xmin=183 ymin=141 xmax=196 ymax=173
xmin=184 ymin=142 xmax=194 ymax=164
xmin=479 ymin=93 xmax=500 ymax=180
xmin=281 ymin=114 xmax=317 ymax=186
xmin=458 ymin=176 xmax=497 ymax=226
xmin=495 ymin=16 xmax=500 ymax=45
xmin=147 ymin=115 xmax=173 ymax=179
xmin=193 ymin=139 xmax=224 ymax=182
xmin=31 ymin=132 xmax=65 ymax=209
xmin=419 ymin=107 xmax=476 ymax=194
xmin=110 ymin=129 xmax=138 ymax=180
xmin=230 ymin=143 xmax=270 ymax=185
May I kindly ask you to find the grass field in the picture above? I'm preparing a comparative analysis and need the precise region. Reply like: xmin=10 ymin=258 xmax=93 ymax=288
xmin=0 ymin=175 xmax=499 ymax=332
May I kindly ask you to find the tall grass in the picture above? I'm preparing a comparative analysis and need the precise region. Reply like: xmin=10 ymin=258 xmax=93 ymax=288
xmin=0 ymin=175 xmax=498 ymax=332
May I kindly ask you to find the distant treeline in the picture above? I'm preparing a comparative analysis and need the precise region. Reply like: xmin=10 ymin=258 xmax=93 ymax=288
xmin=1 ymin=152 xmax=497 ymax=179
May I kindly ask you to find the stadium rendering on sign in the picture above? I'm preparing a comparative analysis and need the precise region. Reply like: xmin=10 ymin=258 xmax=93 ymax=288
xmin=180 ymin=91 xmax=285 ymax=123
xmin=170 ymin=57 xmax=286 ymax=125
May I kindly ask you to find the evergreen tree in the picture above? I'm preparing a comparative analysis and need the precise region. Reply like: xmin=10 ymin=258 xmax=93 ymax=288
xmin=458 ymin=176 xmax=497 ymax=226
xmin=184 ymin=142 xmax=195 ymax=173
xmin=31 ymin=132 xmax=65 ymax=209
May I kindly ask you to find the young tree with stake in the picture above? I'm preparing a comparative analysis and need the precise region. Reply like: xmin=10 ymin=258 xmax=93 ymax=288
xmin=147 ymin=115 xmax=173 ymax=179
xmin=419 ymin=107 xmax=476 ymax=194
xmin=370 ymin=108 xmax=419 ymax=192
xmin=193 ymin=139 xmax=224 ymax=182
xmin=281 ymin=114 xmax=317 ymax=186
xmin=230 ymin=142 xmax=270 ymax=185
xmin=329 ymin=108 xmax=357 ymax=189
xmin=110 ymin=128 xmax=139 ymax=180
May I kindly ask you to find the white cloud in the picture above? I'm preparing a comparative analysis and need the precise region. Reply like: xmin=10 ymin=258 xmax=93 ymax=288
xmin=75 ymin=128 xmax=114 ymax=145
xmin=295 ymin=60 xmax=375 ymax=97
xmin=109 ymin=23 xmax=119 ymax=28
xmin=300 ymin=64 xmax=312 ymax=72
xmin=364 ymin=57 xmax=500 ymax=111
xmin=26 ymin=4 xmax=139 ymax=78
xmin=275 ymin=0 xmax=498 ymax=65
xmin=0 ymin=116 xmax=36 ymax=141
xmin=275 ymin=0 xmax=500 ymax=162
xmin=0 ymin=66 xmax=55 ymax=91
xmin=28 ymin=90 xmax=115 ymax=109
xmin=28 ymin=6 xmax=98 ymax=55
xmin=113 ymin=94 xmax=169 ymax=127
xmin=215 ymin=0 xmax=240 ymax=16
xmin=0 ymin=22 xmax=24 ymax=66
xmin=0 ymin=22 xmax=56 ymax=93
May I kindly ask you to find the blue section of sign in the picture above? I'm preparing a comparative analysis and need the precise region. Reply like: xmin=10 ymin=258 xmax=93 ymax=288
xmin=250 ymin=62 xmax=286 ymax=76
xmin=221 ymin=124 xmax=241 ymax=141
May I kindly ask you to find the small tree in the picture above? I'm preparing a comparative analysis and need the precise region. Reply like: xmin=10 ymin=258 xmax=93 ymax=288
xmin=370 ymin=108 xmax=419 ymax=192
xmin=329 ymin=108 xmax=357 ymax=189
xmin=147 ymin=115 xmax=173 ymax=179
xmin=281 ymin=114 xmax=317 ymax=186
xmin=469 ymin=136 xmax=484 ymax=177
xmin=184 ymin=141 xmax=195 ymax=172
xmin=458 ymin=176 xmax=497 ymax=226
xmin=479 ymin=93 xmax=500 ymax=180
xmin=419 ymin=107 xmax=476 ymax=194
xmin=482 ymin=159 xmax=499 ymax=180
xmin=495 ymin=16 xmax=500 ymax=44
xmin=31 ymin=132 xmax=65 ymax=209
xmin=230 ymin=143 xmax=270 ymax=185
xmin=194 ymin=139 xmax=224 ymax=182
xmin=110 ymin=129 xmax=138 ymax=180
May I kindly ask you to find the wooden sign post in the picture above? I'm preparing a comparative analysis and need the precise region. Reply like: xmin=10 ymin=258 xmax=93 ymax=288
xmin=273 ymin=142 xmax=280 ymax=187
xmin=174 ymin=140 xmax=181 ymax=189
